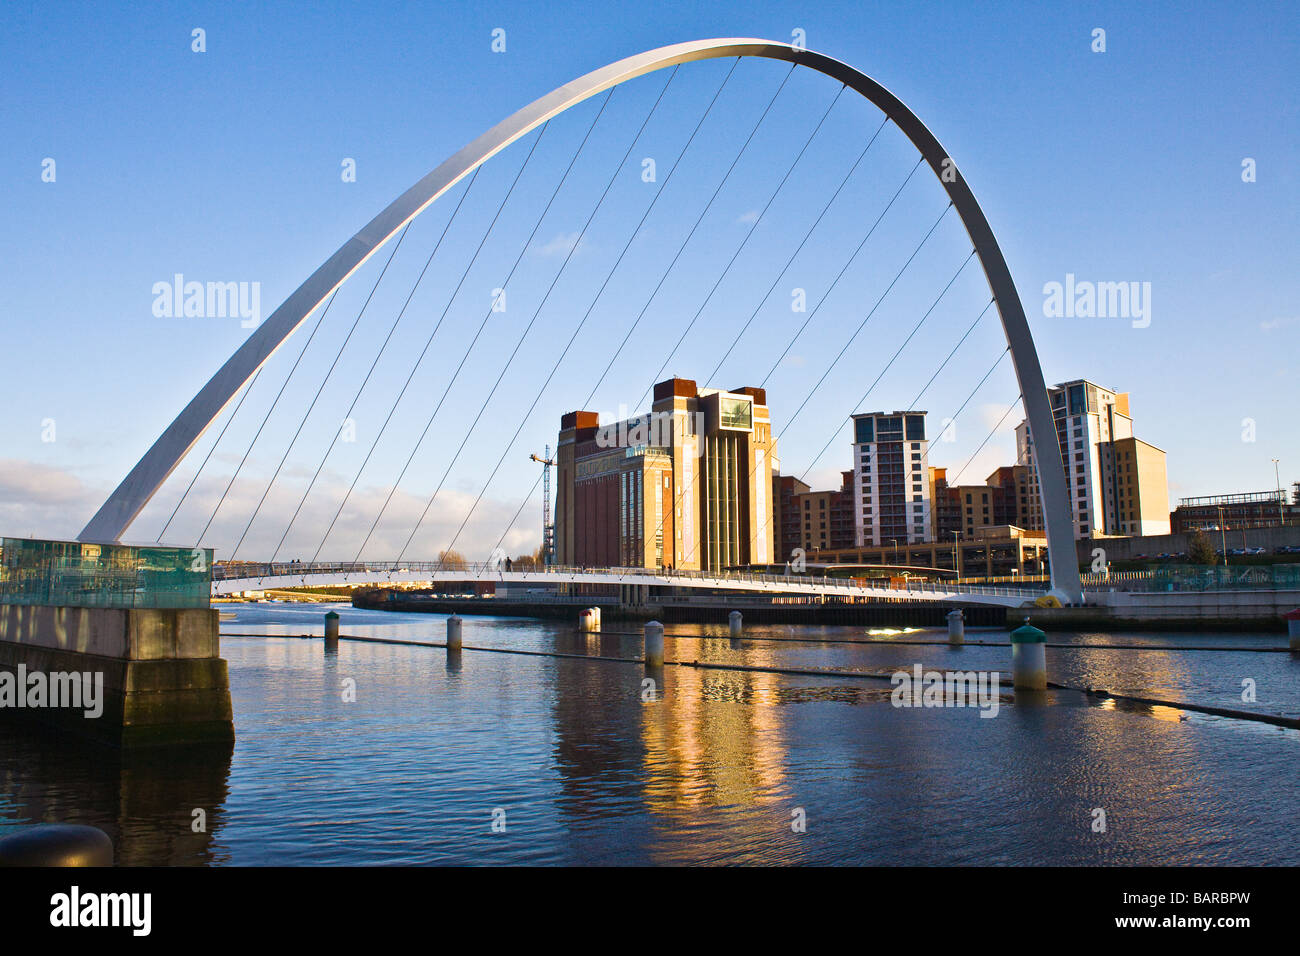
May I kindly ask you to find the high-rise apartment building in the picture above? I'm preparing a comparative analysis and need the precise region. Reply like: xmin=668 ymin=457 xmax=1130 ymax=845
xmin=555 ymin=378 xmax=775 ymax=572
xmin=1015 ymin=379 xmax=1169 ymax=539
xmin=851 ymin=411 xmax=931 ymax=546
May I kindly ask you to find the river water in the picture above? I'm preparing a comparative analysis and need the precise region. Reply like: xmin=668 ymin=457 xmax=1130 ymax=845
xmin=2 ymin=602 xmax=1297 ymax=865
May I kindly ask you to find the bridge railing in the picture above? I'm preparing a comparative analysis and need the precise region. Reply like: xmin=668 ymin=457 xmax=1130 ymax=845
xmin=212 ymin=560 xmax=1047 ymax=599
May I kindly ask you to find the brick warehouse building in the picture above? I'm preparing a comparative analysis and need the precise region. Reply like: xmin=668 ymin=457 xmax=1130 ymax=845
xmin=554 ymin=378 xmax=776 ymax=572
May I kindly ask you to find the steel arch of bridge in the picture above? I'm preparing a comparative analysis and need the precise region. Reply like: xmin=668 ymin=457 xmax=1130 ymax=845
xmin=79 ymin=37 xmax=1084 ymax=604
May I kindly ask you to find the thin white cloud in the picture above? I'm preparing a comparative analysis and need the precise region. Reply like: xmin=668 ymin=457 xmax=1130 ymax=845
xmin=533 ymin=231 xmax=584 ymax=257
xmin=1260 ymin=315 xmax=1299 ymax=333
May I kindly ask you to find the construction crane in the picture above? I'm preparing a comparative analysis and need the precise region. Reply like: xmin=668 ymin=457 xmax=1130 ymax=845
xmin=529 ymin=447 xmax=556 ymax=566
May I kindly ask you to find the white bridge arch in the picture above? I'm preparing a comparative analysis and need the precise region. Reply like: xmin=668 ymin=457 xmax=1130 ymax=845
xmin=80 ymin=38 xmax=1083 ymax=605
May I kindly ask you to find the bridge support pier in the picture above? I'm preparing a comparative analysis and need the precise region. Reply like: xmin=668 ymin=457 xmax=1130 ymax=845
xmin=0 ymin=604 xmax=234 ymax=748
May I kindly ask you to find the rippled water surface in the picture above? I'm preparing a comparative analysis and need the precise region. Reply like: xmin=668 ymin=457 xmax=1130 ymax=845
xmin=2 ymin=602 xmax=1297 ymax=865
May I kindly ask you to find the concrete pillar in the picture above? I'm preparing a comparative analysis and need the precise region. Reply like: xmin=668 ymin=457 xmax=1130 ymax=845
xmin=446 ymin=615 xmax=463 ymax=651
xmin=644 ymin=620 xmax=665 ymax=667
xmin=0 ymin=604 xmax=233 ymax=748
xmin=729 ymin=610 xmax=743 ymax=638
xmin=0 ymin=824 xmax=113 ymax=866
xmin=1010 ymin=619 xmax=1047 ymax=690
xmin=947 ymin=608 xmax=964 ymax=645
xmin=1285 ymin=609 xmax=1300 ymax=652
xmin=324 ymin=610 xmax=340 ymax=650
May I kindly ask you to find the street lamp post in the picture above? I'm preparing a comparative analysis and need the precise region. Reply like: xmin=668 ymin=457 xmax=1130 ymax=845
xmin=1274 ymin=459 xmax=1285 ymax=526
xmin=951 ymin=531 xmax=960 ymax=584
xmin=1217 ymin=505 xmax=1228 ymax=568
xmin=890 ymin=539 xmax=899 ymax=566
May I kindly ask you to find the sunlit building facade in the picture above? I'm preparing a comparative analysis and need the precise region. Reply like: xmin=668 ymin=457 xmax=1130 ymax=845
xmin=851 ymin=411 xmax=931 ymax=546
xmin=1015 ymin=379 xmax=1170 ymax=539
xmin=555 ymin=378 xmax=775 ymax=571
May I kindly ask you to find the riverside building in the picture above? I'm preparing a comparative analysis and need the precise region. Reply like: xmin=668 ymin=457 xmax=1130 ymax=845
xmin=1015 ymin=379 xmax=1170 ymax=539
xmin=851 ymin=411 xmax=932 ymax=547
xmin=554 ymin=378 xmax=775 ymax=572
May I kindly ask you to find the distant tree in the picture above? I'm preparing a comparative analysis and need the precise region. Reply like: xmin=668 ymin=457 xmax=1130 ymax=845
xmin=513 ymin=552 xmax=541 ymax=571
xmin=437 ymin=549 xmax=468 ymax=570
xmin=1188 ymin=530 xmax=1216 ymax=566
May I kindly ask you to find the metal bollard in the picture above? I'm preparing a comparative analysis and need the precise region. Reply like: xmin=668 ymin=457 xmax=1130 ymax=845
xmin=644 ymin=620 xmax=665 ymax=667
xmin=729 ymin=610 xmax=743 ymax=638
xmin=1285 ymin=609 xmax=1300 ymax=652
xmin=947 ymin=608 xmax=964 ymax=645
xmin=446 ymin=614 xmax=463 ymax=651
xmin=1010 ymin=619 xmax=1047 ymax=690
xmin=324 ymin=610 xmax=340 ymax=650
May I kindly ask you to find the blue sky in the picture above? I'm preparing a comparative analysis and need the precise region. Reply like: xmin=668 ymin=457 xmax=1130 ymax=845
xmin=2 ymin=0 xmax=1296 ymax=560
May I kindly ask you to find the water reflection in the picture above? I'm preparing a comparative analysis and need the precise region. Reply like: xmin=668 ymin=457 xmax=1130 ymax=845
xmin=0 ymin=727 xmax=231 ymax=865
xmin=1 ymin=604 xmax=1297 ymax=865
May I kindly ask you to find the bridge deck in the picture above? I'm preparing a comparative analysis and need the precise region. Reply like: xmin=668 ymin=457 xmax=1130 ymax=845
xmin=211 ymin=562 xmax=1047 ymax=607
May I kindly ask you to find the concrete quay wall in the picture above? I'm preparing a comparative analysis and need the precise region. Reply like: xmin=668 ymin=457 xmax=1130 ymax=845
xmin=0 ymin=605 xmax=233 ymax=748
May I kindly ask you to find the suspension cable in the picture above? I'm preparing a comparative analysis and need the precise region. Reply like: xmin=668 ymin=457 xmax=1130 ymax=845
xmin=760 ymin=157 xmax=926 ymax=386
xmin=906 ymin=298 xmax=994 ymax=409
xmin=269 ymin=173 xmax=477 ymax=563
xmin=429 ymin=69 xmax=692 ymax=564
xmin=346 ymin=123 xmax=554 ymax=562
xmin=704 ymin=115 xmax=891 ymax=386
xmin=306 ymin=168 xmax=482 ymax=562
xmin=489 ymin=112 xmax=893 ymax=559
xmin=947 ymin=393 xmax=1023 ymax=485
xmin=630 ymin=78 xmax=842 ymax=412
xmin=157 ymin=365 xmax=263 ymax=541
xmin=363 ymin=92 xmax=619 ymax=562
xmin=777 ymin=201 xmax=953 ymax=440
xmin=229 ymin=222 xmax=412 ymax=560
xmin=393 ymin=88 xmax=630 ymax=564
xmin=195 ymin=288 xmax=339 ymax=548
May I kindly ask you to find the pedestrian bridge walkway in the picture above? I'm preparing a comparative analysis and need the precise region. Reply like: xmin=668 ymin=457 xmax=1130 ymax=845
xmin=212 ymin=561 xmax=1050 ymax=608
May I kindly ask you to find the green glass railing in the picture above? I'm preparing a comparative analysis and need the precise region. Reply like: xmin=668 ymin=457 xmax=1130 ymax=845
xmin=0 ymin=537 xmax=212 ymax=609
